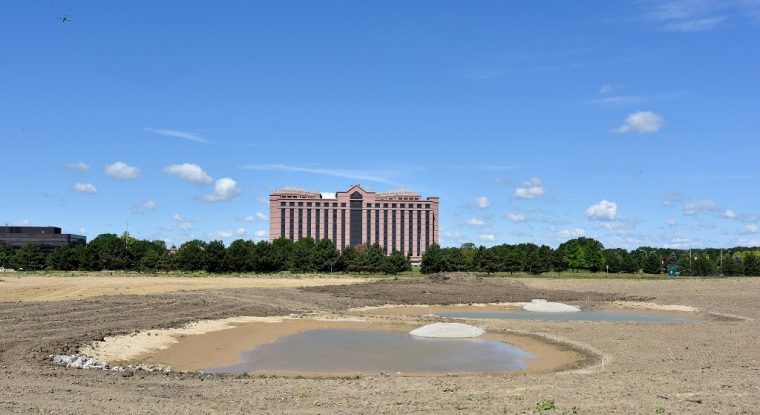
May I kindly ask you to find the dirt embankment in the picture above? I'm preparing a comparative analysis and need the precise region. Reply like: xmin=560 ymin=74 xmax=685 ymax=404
xmin=304 ymin=274 xmax=653 ymax=304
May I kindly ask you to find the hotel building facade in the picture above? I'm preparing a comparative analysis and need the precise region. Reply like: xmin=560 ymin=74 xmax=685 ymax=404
xmin=269 ymin=185 xmax=439 ymax=263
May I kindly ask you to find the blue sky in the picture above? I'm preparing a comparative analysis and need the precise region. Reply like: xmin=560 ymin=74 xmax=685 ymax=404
xmin=2 ymin=1 xmax=759 ymax=249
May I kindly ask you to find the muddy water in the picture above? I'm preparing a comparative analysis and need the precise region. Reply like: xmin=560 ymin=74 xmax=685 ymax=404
xmin=437 ymin=311 xmax=702 ymax=323
xmin=204 ymin=328 xmax=532 ymax=375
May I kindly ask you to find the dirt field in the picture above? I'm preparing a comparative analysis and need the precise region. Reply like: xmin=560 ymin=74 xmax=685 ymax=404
xmin=1 ymin=274 xmax=759 ymax=414
xmin=0 ymin=274 xmax=368 ymax=302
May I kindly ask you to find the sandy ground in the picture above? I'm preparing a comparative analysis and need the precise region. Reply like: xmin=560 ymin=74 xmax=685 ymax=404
xmin=0 ymin=274 xmax=368 ymax=302
xmin=1 ymin=275 xmax=759 ymax=414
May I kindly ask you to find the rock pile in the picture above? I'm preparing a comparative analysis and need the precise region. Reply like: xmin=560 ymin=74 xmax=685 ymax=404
xmin=50 ymin=354 xmax=122 ymax=371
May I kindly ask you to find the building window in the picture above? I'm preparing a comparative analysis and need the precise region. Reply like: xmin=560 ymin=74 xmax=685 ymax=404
xmin=289 ymin=209 xmax=295 ymax=240
xmin=315 ymin=209 xmax=320 ymax=240
xmin=298 ymin=202 xmax=303 ymax=207
xmin=306 ymin=202 xmax=312 ymax=207
xmin=306 ymin=209 xmax=312 ymax=238
xmin=280 ymin=209 xmax=285 ymax=238
xmin=298 ymin=209 xmax=303 ymax=238
xmin=280 ymin=202 xmax=286 ymax=206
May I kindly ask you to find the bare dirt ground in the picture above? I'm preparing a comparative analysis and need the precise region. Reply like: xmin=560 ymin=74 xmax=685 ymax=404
xmin=0 ymin=274 xmax=367 ymax=302
xmin=1 ymin=274 xmax=759 ymax=414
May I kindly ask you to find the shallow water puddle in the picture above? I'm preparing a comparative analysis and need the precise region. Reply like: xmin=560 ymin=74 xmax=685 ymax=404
xmin=204 ymin=328 xmax=532 ymax=375
xmin=437 ymin=310 xmax=702 ymax=323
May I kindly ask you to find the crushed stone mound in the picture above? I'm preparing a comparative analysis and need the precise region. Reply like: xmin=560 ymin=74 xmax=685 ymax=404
xmin=427 ymin=272 xmax=481 ymax=282
xmin=522 ymin=299 xmax=580 ymax=313
xmin=409 ymin=322 xmax=485 ymax=338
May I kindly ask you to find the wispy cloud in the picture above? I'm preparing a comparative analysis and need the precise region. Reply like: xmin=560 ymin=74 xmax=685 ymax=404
xmin=73 ymin=182 xmax=97 ymax=194
xmin=463 ymin=69 xmax=504 ymax=80
xmin=63 ymin=162 xmax=90 ymax=171
xmin=241 ymin=164 xmax=398 ymax=185
xmin=639 ymin=0 xmax=760 ymax=32
xmin=145 ymin=128 xmax=211 ymax=144
xmin=613 ymin=111 xmax=664 ymax=134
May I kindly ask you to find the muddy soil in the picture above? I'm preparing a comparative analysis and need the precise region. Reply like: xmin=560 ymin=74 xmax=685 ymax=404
xmin=1 ymin=276 xmax=759 ymax=414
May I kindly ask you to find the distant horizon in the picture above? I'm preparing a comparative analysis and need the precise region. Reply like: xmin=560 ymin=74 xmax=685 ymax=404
xmin=2 ymin=2 xmax=759 ymax=250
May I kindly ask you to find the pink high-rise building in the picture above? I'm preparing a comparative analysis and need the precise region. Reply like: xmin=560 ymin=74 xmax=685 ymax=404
xmin=269 ymin=184 xmax=439 ymax=263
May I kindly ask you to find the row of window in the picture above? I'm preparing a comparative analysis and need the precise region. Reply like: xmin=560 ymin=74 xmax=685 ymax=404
xmin=278 ymin=208 xmax=433 ymax=255
xmin=279 ymin=201 xmax=433 ymax=209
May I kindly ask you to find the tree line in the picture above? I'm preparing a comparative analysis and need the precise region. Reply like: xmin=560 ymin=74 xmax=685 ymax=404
xmin=0 ymin=233 xmax=411 ymax=275
xmin=2 ymin=233 xmax=759 ymax=277
xmin=420 ymin=238 xmax=760 ymax=276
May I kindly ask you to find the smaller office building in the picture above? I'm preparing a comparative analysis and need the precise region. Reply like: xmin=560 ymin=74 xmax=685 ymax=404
xmin=0 ymin=226 xmax=86 ymax=253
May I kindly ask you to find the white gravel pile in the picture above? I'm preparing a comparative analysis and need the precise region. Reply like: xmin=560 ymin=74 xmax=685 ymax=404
xmin=522 ymin=299 xmax=580 ymax=313
xmin=409 ymin=322 xmax=485 ymax=338
xmin=50 ymin=354 xmax=123 ymax=371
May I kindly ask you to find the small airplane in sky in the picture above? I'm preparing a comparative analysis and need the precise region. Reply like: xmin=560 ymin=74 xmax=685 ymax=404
xmin=58 ymin=15 xmax=70 ymax=23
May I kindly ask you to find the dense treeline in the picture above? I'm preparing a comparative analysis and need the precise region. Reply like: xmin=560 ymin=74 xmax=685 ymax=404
xmin=0 ymin=233 xmax=411 ymax=275
xmin=419 ymin=238 xmax=760 ymax=276
xmin=1 ymin=233 xmax=759 ymax=277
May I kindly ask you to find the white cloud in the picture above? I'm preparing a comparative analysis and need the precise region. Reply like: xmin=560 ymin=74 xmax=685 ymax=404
xmin=585 ymin=200 xmax=618 ymax=221
xmin=742 ymin=224 xmax=760 ymax=234
xmin=210 ymin=228 xmax=247 ymax=239
xmin=243 ymin=212 xmax=268 ymax=222
xmin=201 ymin=178 xmax=241 ymax=202
xmin=467 ymin=218 xmax=487 ymax=227
xmin=666 ymin=16 xmax=726 ymax=31
xmin=78 ymin=227 xmax=86 ymax=234
xmin=475 ymin=196 xmax=491 ymax=209
xmin=132 ymin=200 xmax=157 ymax=214
xmin=63 ymin=162 xmax=90 ymax=171
xmin=464 ymin=70 xmax=504 ymax=80
xmin=253 ymin=230 xmax=268 ymax=241
xmin=723 ymin=209 xmax=737 ymax=219
xmin=164 ymin=163 xmax=213 ymax=185
xmin=506 ymin=213 xmax=526 ymax=222
xmin=666 ymin=218 xmax=678 ymax=227
xmin=440 ymin=229 xmax=465 ymax=243
xmin=683 ymin=199 xmax=719 ymax=216
xmin=241 ymin=164 xmax=397 ymax=186
xmin=172 ymin=213 xmax=193 ymax=231
xmin=73 ymin=182 xmax=97 ymax=194
xmin=552 ymin=226 xmax=587 ymax=239
xmin=478 ymin=233 xmax=496 ymax=242
xmin=599 ymin=84 xmax=615 ymax=94
xmin=145 ymin=128 xmax=210 ymax=144
xmin=515 ymin=178 xmax=546 ymax=199
xmin=613 ymin=111 xmax=664 ymax=134
xmin=105 ymin=161 xmax=141 ymax=181
xmin=663 ymin=191 xmax=688 ymax=207
xmin=256 ymin=196 xmax=270 ymax=205
xmin=11 ymin=219 xmax=31 ymax=226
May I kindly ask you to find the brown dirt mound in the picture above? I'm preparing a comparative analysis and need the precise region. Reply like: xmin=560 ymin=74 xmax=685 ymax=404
xmin=303 ymin=277 xmax=651 ymax=305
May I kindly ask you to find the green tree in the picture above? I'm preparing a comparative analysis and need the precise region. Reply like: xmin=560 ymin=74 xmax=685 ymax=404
xmin=693 ymin=255 xmax=717 ymax=276
xmin=86 ymin=233 xmax=129 ymax=270
xmin=338 ymin=244 xmax=360 ymax=272
xmin=743 ymin=252 xmax=760 ymax=276
xmin=622 ymin=252 xmax=640 ymax=274
xmin=138 ymin=250 xmax=162 ymax=271
xmin=381 ymin=250 xmax=412 ymax=275
xmin=359 ymin=243 xmax=385 ymax=273
xmin=557 ymin=237 xmax=605 ymax=272
xmin=478 ymin=248 xmax=501 ymax=274
xmin=441 ymin=248 xmax=466 ymax=271
xmin=267 ymin=238 xmax=293 ymax=272
xmin=420 ymin=243 xmax=444 ymax=274
xmin=175 ymin=240 xmax=207 ymax=271
xmin=0 ymin=245 xmax=15 ymax=268
xmin=313 ymin=238 xmax=340 ymax=272
xmin=290 ymin=237 xmax=317 ymax=272
xmin=533 ymin=245 xmax=553 ymax=275
xmin=47 ymin=244 xmax=86 ymax=270
xmin=13 ymin=243 xmax=46 ymax=270
xmin=721 ymin=253 xmax=743 ymax=276
xmin=643 ymin=253 xmax=663 ymax=274
xmin=225 ymin=239 xmax=255 ymax=272
xmin=204 ymin=240 xmax=227 ymax=273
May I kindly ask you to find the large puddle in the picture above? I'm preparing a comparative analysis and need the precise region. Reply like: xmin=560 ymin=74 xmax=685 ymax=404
xmin=107 ymin=318 xmax=586 ymax=376
xmin=205 ymin=328 xmax=531 ymax=375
